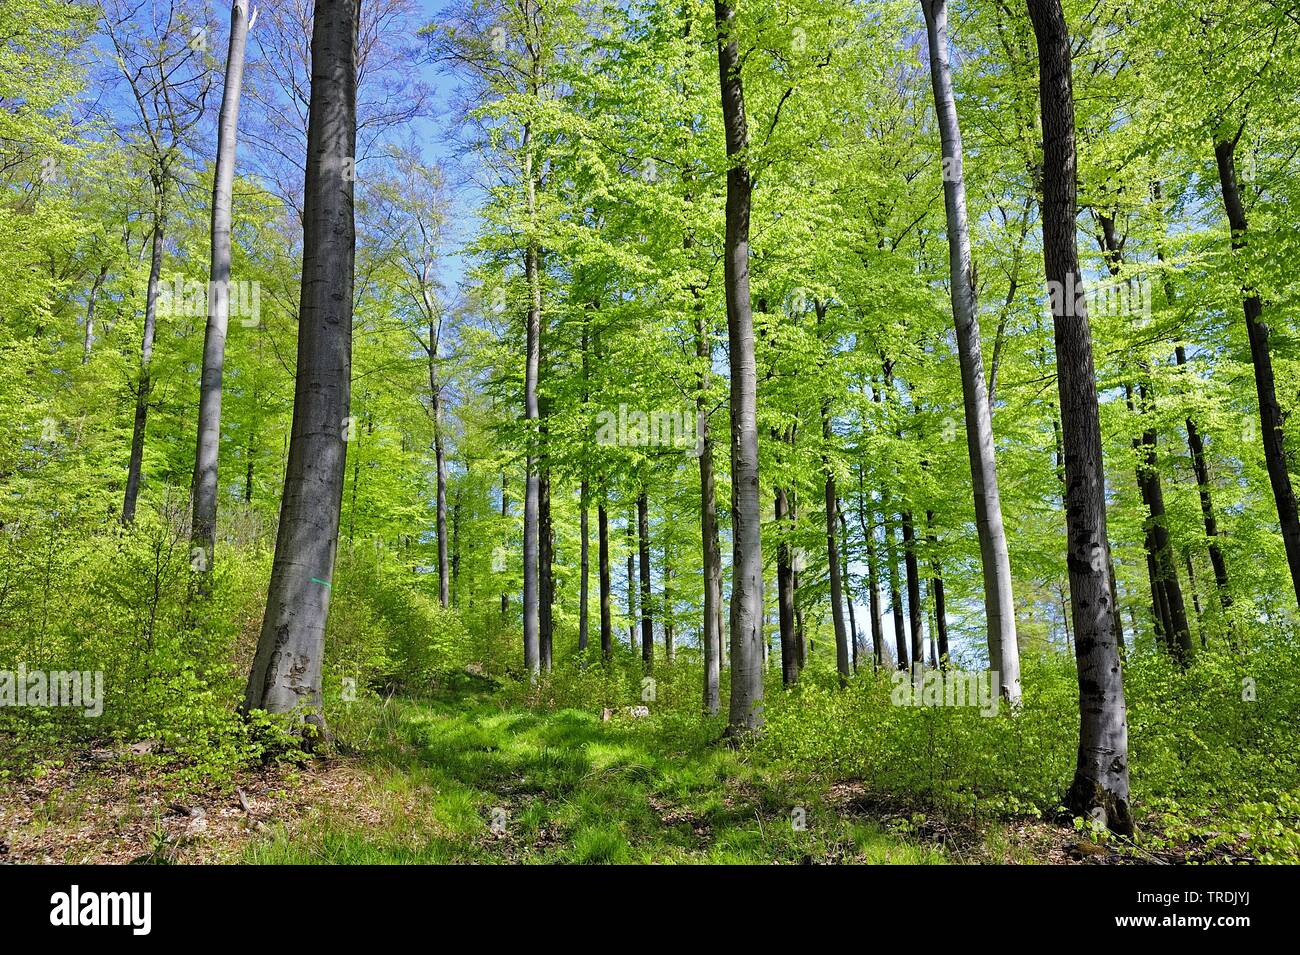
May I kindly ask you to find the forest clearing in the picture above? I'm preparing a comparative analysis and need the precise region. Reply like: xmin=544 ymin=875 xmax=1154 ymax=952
xmin=0 ymin=0 xmax=1297 ymax=893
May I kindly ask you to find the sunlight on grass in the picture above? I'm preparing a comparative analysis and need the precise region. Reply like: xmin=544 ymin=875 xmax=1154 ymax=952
xmin=240 ymin=682 xmax=951 ymax=865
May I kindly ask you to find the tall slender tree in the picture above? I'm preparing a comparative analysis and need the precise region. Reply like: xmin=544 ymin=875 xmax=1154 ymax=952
xmin=921 ymin=0 xmax=1020 ymax=703
xmin=1028 ymin=0 xmax=1132 ymax=834
xmin=190 ymin=1 xmax=256 ymax=593
xmin=1214 ymin=131 xmax=1300 ymax=609
xmin=715 ymin=0 xmax=763 ymax=734
xmin=243 ymin=0 xmax=358 ymax=731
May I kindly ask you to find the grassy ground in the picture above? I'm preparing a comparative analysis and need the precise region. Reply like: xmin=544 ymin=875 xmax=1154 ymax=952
xmin=7 ymin=675 xmax=1085 ymax=863
xmin=243 ymin=676 xmax=955 ymax=864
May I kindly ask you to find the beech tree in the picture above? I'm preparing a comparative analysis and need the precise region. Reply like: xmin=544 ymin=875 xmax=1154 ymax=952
xmin=243 ymin=0 xmax=359 ymax=728
xmin=1027 ymin=0 xmax=1132 ymax=835
xmin=714 ymin=0 xmax=764 ymax=735
xmin=921 ymin=0 xmax=1020 ymax=704
xmin=190 ymin=0 xmax=256 ymax=592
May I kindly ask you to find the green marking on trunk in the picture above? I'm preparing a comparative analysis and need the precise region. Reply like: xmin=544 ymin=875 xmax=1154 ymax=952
xmin=311 ymin=577 xmax=332 ymax=589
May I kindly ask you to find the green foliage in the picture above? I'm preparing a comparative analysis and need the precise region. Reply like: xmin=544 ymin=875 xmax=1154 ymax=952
xmin=755 ymin=640 xmax=1300 ymax=861
xmin=325 ymin=547 xmax=474 ymax=696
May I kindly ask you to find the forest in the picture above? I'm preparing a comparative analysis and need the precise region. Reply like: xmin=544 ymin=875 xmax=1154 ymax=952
xmin=0 ymin=0 xmax=1297 ymax=870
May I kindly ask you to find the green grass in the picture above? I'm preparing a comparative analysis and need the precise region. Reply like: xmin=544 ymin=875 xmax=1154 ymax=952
xmin=243 ymin=679 xmax=950 ymax=865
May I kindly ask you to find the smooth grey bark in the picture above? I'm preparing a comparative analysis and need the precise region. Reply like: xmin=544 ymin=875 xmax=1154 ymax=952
xmin=637 ymin=490 xmax=653 ymax=667
xmin=715 ymin=0 xmax=763 ymax=734
xmin=521 ymin=215 xmax=541 ymax=676
xmin=123 ymin=179 xmax=166 ymax=525
xmin=1214 ymin=134 xmax=1300 ymax=610
xmin=663 ymin=554 xmax=674 ymax=663
xmin=500 ymin=471 xmax=509 ymax=617
xmin=901 ymin=509 xmax=924 ymax=679
xmin=885 ymin=511 xmax=908 ymax=671
xmin=579 ymin=479 xmax=589 ymax=654
xmin=824 ymin=415 xmax=850 ymax=686
xmin=190 ymin=0 xmax=254 ymax=591
xmin=243 ymin=0 xmax=358 ymax=733
xmin=598 ymin=493 xmax=613 ymax=659
xmin=578 ymin=318 xmax=591 ymax=654
xmin=685 ymin=175 xmax=722 ymax=711
xmin=431 ymin=322 xmax=450 ymax=608
xmin=626 ymin=513 xmax=636 ymax=648
xmin=922 ymin=0 xmax=1020 ymax=703
xmin=698 ymin=351 xmax=723 ymax=713
xmin=839 ymin=504 xmax=860 ymax=673
xmin=83 ymin=263 xmax=108 ymax=364
xmin=1028 ymin=0 xmax=1132 ymax=835
xmin=856 ymin=461 xmax=886 ymax=670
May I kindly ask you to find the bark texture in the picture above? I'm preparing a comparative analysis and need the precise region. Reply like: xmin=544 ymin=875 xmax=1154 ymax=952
xmin=715 ymin=0 xmax=763 ymax=733
xmin=190 ymin=0 xmax=253 ymax=590
xmin=1028 ymin=0 xmax=1132 ymax=834
xmin=243 ymin=0 xmax=358 ymax=734
xmin=922 ymin=0 xmax=1020 ymax=702
xmin=1214 ymin=135 xmax=1300 ymax=609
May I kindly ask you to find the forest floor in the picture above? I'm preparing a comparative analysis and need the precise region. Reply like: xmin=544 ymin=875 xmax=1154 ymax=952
xmin=0 ymin=675 xmax=1095 ymax=865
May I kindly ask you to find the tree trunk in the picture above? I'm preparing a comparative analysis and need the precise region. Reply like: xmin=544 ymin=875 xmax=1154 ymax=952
xmin=663 ymin=555 xmax=674 ymax=663
xmin=857 ymin=418 xmax=886 ymax=670
xmin=637 ymin=490 xmax=653 ymax=667
xmin=243 ymin=0 xmax=357 ymax=735
xmin=500 ymin=472 xmax=509 ymax=617
xmin=579 ymin=480 xmax=590 ymax=653
xmin=598 ymin=495 xmax=613 ymax=659
xmin=824 ymin=417 xmax=850 ymax=686
xmin=579 ymin=316 xmax=591 ymax=654
xmin=699 ymin=386 xmax=723 ymax=713
xmin=715 ymin=0 xmax=763 ymax=734
xmin=451 ymin=489 xmax=461 ymax=606
xmin=83 ymin=263 xmax=108 ymax=364
xmin=1213 ymin=134 xmax=1300 ymax=609
xmin=926 ymin=511 xmax=949 ymax=667
xmin=885 ymin=512 xmax=908 ymax=671
xmin=1028 ymin=0 xmax=1132 ymax=835
xmin=1134 ymin=382 xmax=1192 ymax=661
xmin=1099 ymin=213 xmax=1191 ymax=661
xmin=432 ymin=340 xmax=450 ymax=608
xmin=122 ymin=181 xmax=166 ymax=525
xmin=626 ymin=513 xmax=637 ymax=648
xmin=1183 ymin=550 xmax=1204 ymax=644
xmin=922 ymin=0 xmax=1019 ymax=703
xmin=775 ymin=485 xmax=799 ymax=685
xmin=539 ymin=463 xmax=553 ymax=671
xmin=522 ymin=220 xmax=542 ymax=675
xmin=687 ymin=188 xmax=723 ymax=712
xmin=839 ymin=505 xmax=859 ymax=673
xmin=190 ymin=0 xmax=253 ymax=591
xmin=901 ymin=509 xmax=924 ymax=680
xmin=1175 ymin=345 xmax=1232 ymax=614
